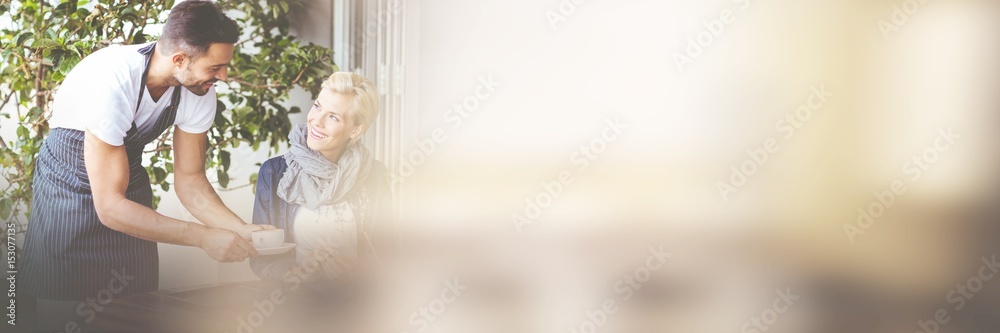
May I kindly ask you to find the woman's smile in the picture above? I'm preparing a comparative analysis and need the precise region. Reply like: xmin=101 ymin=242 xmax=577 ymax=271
xmin=309 ymin=126 xmax=330 ymax=140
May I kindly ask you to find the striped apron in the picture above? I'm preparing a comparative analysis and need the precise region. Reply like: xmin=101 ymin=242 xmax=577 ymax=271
xmin=19 ymin=43 xmax=181 ymax=300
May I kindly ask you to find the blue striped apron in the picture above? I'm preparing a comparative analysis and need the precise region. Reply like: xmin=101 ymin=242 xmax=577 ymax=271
xmin=19 ymin=43 xmax=182 ymax=300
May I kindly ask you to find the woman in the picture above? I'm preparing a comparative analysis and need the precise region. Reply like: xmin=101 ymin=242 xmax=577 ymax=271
xmin=250 ymin=72 xmax=391 ymax=283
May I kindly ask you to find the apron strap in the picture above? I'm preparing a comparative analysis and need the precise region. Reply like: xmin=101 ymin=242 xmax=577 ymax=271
xmin=124 ymin=42 xmax=182 ymax=146
xmin=124 ymin=43 xmax=157 ymax=139
xmin=144 ymin=87 xmax=182 ymax=140
xmin=135 ymin=43 xmax=156 ymax=114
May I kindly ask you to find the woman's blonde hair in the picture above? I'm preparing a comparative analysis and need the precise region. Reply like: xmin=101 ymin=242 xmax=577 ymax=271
xmin=321 ymin=72 xmax=380 ymax=145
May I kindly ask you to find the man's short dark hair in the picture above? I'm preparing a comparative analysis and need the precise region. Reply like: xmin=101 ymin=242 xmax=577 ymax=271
xmin=159 ymin=0 xmax=239 ymax=60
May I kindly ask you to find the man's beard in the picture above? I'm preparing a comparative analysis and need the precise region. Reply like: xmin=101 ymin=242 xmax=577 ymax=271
xmin=175 ymin=67 xmax=216 ymax=96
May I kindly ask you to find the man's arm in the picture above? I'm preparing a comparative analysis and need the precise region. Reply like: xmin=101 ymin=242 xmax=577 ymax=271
xmin=172 ymin=126 xmax=272 ymax=240
xmin=84 ymin=131 xmax=255 ymax=262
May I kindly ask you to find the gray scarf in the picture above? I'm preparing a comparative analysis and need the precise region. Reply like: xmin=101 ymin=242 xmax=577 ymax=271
xmin=276 ymin=124 xmax=373 ymax=210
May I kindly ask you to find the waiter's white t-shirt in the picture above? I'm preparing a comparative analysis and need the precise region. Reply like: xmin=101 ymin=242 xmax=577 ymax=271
xmin=49 ymin=42 xmax=216 ymax=146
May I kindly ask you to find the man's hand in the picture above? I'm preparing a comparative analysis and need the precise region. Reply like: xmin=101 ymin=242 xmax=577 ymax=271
xmin=233 ymin=223 xmax=277 ymax=241
xmin=199 ymin=228 xmax=257 ymax=262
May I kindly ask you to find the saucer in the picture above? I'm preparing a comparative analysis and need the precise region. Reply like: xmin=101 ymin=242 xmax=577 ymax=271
xmin=255 ymin=243 xmax=295 ymax=256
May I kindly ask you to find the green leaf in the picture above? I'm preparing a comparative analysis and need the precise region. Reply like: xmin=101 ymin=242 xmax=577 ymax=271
xmin=75 ymin=8 xmax=90 ymax=19
xmin=31 ymin=38 xmax=60 ymax=49
xmin=217 ymin=169 xmax=229 ymax=188
xmin=51 ymin=71 xmax=66 ymax=82
xmin=153 ymin=167 xmax=166 ymax=183
xmin=121 ymin=7 xmax=139 ymax=21
xmin=220 ymin=150 xmax=231 ymax=172
xmin=15 ymin=32 xmax=35 ymax=46
xmin=59 ymin=56 xmax=81 ymax=74
xmin=239 ymin=129 xmax=252 ymax=141
xmin=16 ymin=126 xmax=29 ymax=140
xmin=27 ymin=107 xmax=44 ymax=119
xmin=1 ymin=64 xmax=15 ymax=77
xmin=65 ymin=43 xmax=82 ymax=57
xmin=0 ymin=198 xmax=11 ymax=220
xmin=54 ymin=1 xmax=78 ymax=14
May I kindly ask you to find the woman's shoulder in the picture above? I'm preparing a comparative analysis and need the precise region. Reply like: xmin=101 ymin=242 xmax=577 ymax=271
xmin=259 ymin=155 xmax=288 ymax=179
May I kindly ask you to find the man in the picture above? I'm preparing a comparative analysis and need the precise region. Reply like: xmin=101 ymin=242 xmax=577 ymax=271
xmin=18 ymin=0 xmax=270 ymax=327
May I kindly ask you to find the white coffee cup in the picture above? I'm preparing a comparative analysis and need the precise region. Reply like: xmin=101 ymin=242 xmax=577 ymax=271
xmin=252 ymin=229 xmax=285 ymax=249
